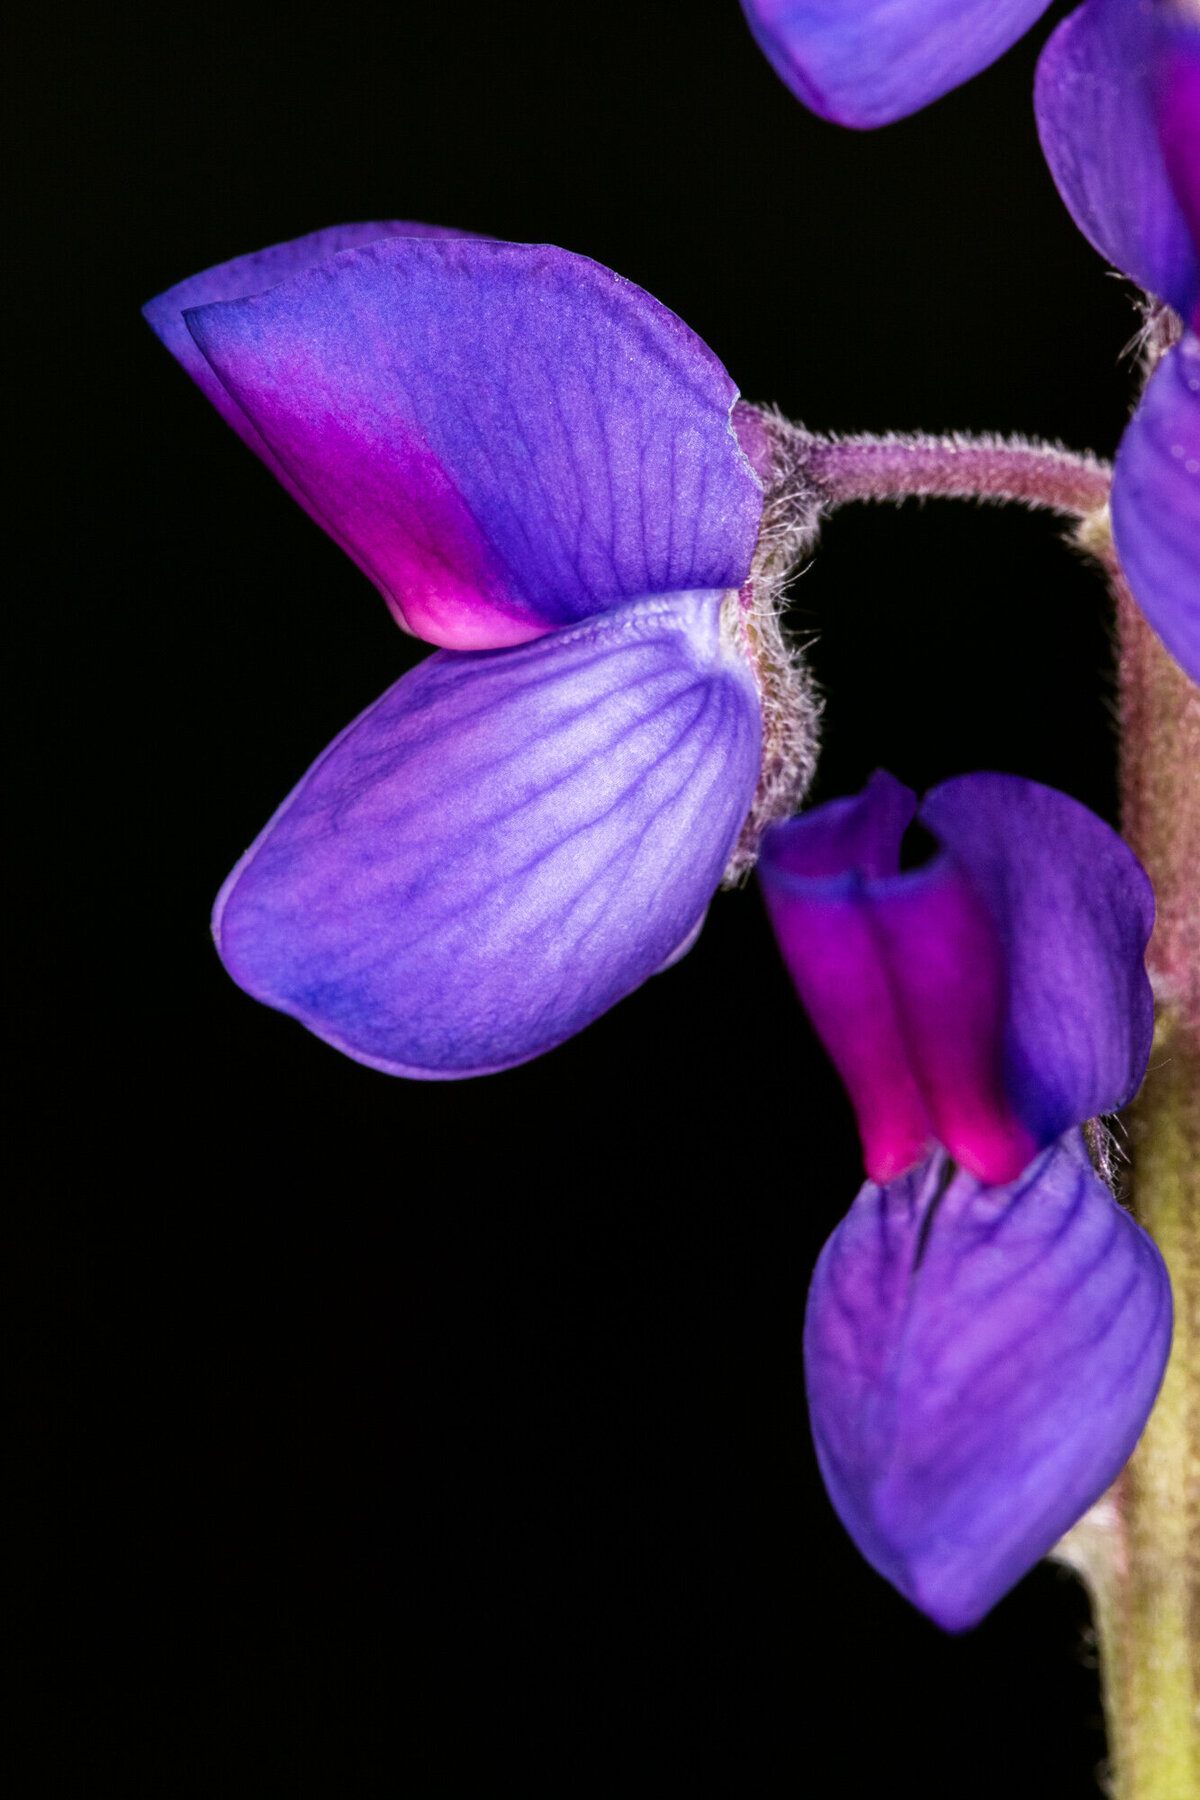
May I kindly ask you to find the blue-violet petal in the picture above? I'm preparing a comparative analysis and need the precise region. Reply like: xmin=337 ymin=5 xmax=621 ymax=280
xmin=142 ymin=222 xmax=473 ymax=511
xmin=740 ymin=0 xmax=1052 ymax=130
xmin=805 ymin=1133 xmax=1172 ymax=1631
xmin=1035 ymin=0 xmax=1199 ymax=318
xmin=919 ymin=775 xmax=1155 ymax=1145
xmin=1112 ymin=333 xmax=1200 ymax=684
xmin=182 ymin=238 xmax=762 ymax=650
xmin=214 ymin=590 xmax=761 ymax=1077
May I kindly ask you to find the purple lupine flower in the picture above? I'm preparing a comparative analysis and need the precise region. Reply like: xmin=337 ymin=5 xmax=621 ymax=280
xmin=146 ymin=228 xmax=791 ymax=1076
xmin=759 ymin=771 xmax=1172 ymax=1629
xmin=1036 ymin=0 xmax=1200 ymax=682
xmin=738 ymin=0 xmax=1054 ymax=128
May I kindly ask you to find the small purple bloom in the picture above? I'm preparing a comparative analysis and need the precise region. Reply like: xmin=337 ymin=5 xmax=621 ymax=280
xmin=1035 ymin=0 xmax=1200 ymax=680
xmin=760 ymin=773 xmax=1170 ymax=1628
xmin=147 ymin=230 xmax=771 ymax=1075
xmin=738 ymin=0 xmax=1053 ymax=129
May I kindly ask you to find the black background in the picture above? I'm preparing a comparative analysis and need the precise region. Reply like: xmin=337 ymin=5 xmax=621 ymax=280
xmin=18 ymin=1 xmax=1141 ymax=1791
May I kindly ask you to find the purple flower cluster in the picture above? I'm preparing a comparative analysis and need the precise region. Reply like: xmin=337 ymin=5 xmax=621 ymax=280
xmin=145 ymin=0 xmax=1190 ymax=1641
xmin=742 ymin=0 xmax=1200 ymax=681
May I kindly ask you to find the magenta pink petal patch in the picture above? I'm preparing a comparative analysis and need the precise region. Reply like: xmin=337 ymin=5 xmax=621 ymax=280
xmin=158 ymin=235 xmax=761 ymax=650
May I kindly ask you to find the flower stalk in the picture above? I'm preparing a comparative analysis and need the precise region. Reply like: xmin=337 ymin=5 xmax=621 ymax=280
xmin=1057 ymin=556 xmax=1200 ymax=1800
xmin=760 ymin=406 xmax=1199 ymax=1797
xmin=805 ymin=429 xmax=1112 ymax=518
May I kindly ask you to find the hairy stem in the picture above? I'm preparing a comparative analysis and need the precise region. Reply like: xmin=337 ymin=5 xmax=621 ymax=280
xmin=803 ymin=428 xmax=1112 ymax=518
xmin=1054 ymin=528 xmax=1200 ymax=1800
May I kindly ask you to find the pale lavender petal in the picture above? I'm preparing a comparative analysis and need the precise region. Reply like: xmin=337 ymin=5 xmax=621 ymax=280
xmin=142 ymin=222 xmax=473 ymax=504
xmin=740 ymin=0 xmax=1052 ymax=130
xmin=214 ymin=591 xmax=761 ymax=1077
xmin=805 ymin=1134 xmax=1172 ymax=1631
xmin=1112 ymin=335 xmax=1200 ymax=682
xmin=920 ymin=775 xmax=1155 ymax=1146
xmin=183 ymin=239 xmax=762 ymax=650
xmin=1035 ymin=0 xmax=1198 ymax=317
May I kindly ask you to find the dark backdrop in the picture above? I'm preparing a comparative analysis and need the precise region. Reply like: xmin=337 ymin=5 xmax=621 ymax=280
xmin=19 ymin=1 xmax=1137 ymax=1790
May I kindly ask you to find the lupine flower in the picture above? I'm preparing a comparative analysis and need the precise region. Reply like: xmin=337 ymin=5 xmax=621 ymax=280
xmin=146 ymin=227 xmax=817 ymax=1076
xmin=737 ymin=0 xmax=1054 ymax=129
xmin=1036 ymin=0 xmax=1200 ymax=682
xmin=759 ymin=771 xmax=1172 ymax=1629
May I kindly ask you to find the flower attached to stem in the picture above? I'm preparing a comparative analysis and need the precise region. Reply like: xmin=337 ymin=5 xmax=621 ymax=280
xmin=759 ymin=771 xmax=1173 ymax=1629
xmin=740 ymin=0 xmax=1200 ymax=681
xmin=145 ymin=228 xmax=821 ymax=1076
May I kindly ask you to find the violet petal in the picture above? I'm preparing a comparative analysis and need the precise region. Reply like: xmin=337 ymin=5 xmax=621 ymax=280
xmin=920 ymin=775 xmax=1155 ymax=1147
xmin=1112 ymin=333 xmax=1200 ymax=684
xmin=740 ymin=0 xmax=1052 ymax=130
xmin=805 ymin=1134 xmax=1172 ymax=1631
xmin=1035 ymin=0 xmax=1198 ymax=317
xmin=760 ymin=774 xmax=1153 ymax=1184
xmin=181 ymin=238 xmax=762 ymax=650
xmin=143 ymin=222 xmax=473 ymax=504
xmin=214 ymin=590 xmax=761 ymax=1077
xmin=1154 ymin=14 xmax=1200 ymax=295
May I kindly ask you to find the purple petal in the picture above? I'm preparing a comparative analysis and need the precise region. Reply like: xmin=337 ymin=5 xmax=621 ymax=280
xmin=920 ymin=775 xmax=1155 ymax=1145
xmin=762 ymin=767 xmax=916 ymax=881
xmin=805 ymin=1134 xmax=1172 ymax=1631
xmin=740 ymin=0 xmax=1052 ymax=130
xmin=760 ymin=773 xmax=945 ymax=1182
xmin=1155 ymin=15 xmax=1200 ymax=290
xmin=1035 ymin=0 xmax=1199 ymax=317
xmin=181 ymin=238 xmax=762 ymax=651
xmin=214 ymin=590 xmax=761 ymax=1077
xmin=143 ymin=222 xmax=473 ymax=512
xmin=867 ymin=854 xmax=1040 ymax=1184
xmin=760 ymin=774 xmax=1153 ymax=1184
xmin=1113 ymin=335 xmax=1200 ymax=682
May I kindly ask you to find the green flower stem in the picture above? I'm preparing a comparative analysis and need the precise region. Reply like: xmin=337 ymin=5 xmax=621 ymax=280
xmin=1059 ymin=563 xmax=1200 ymax=1800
